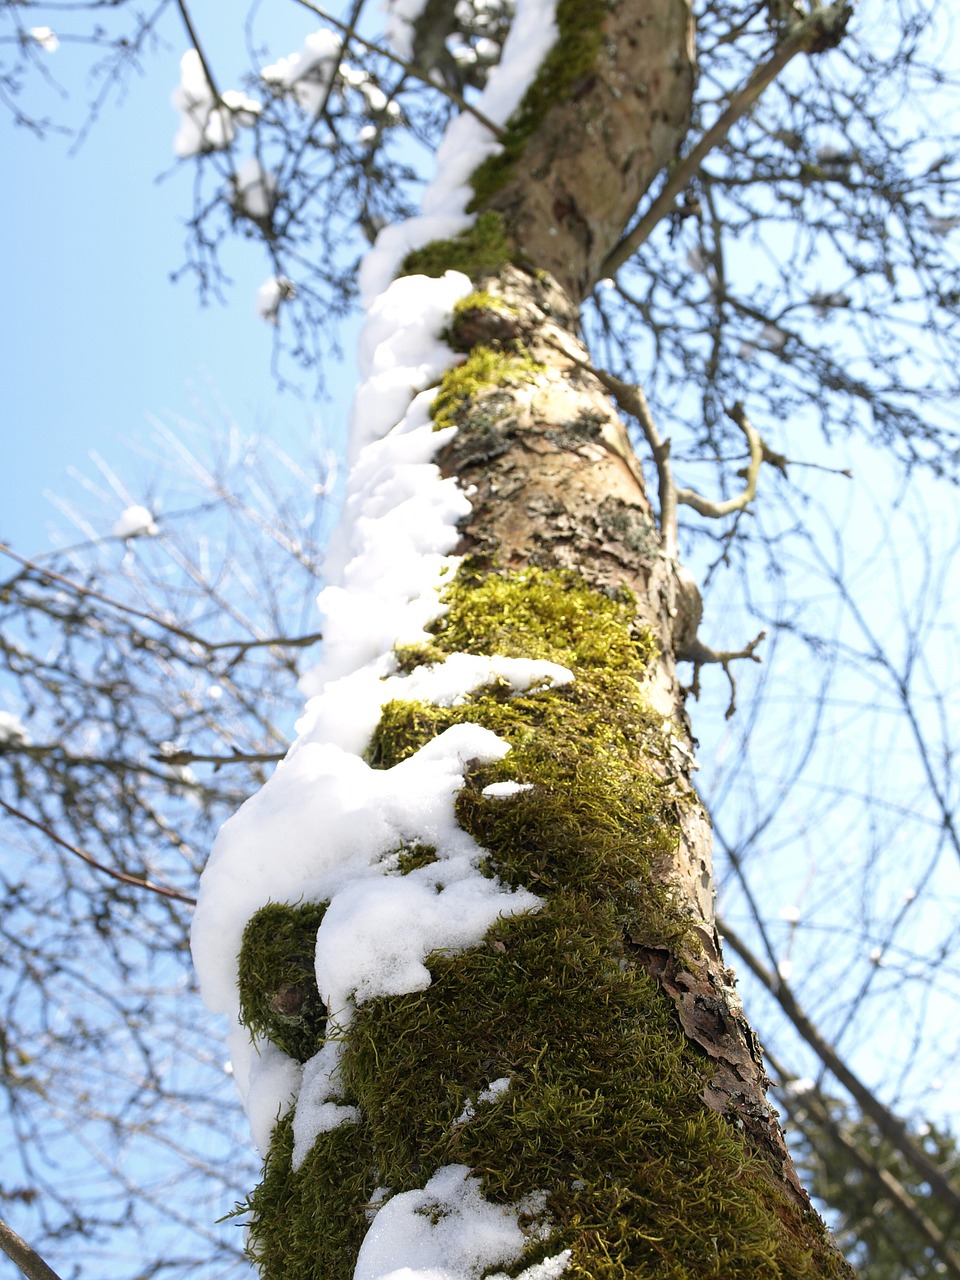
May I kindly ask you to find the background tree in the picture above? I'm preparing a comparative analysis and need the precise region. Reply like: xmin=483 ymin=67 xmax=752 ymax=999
xmin=1 ymin=0 xmax=959 ymax=1276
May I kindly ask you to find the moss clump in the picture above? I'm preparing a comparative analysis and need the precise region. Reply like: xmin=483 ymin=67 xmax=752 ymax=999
xmin=393 ymin=842 xmax=439 ymax=874
xmin=243 ymin=1111 xmax=373 ymax=1280
xmin=449 ymin=290 xmax=521 ymax=352
xmin=425 ymin=565 xmax=658 ymax=672
xmin=368 ymin=567 xmax=677 ymax=945
xmin=400 ymin=209 xmax=512 ymax=279
xmin=452 ymin=289 xmax=516 ymax=318
xmin=342 ymin=900 xmax=845 ymax=1278
xmin=238 ymin=902 xmax=329 ymax=1062
xmin=468 ymin=0 xmax=608 ymax=210
xmin=431 ymin=344 xmax=544 ymax=431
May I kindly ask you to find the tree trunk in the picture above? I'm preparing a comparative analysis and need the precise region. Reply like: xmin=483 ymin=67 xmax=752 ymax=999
xmin=194 ymin=2 xmax=856 ymax=1276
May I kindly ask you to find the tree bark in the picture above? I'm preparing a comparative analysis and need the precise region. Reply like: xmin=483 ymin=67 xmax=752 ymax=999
xmin=224 ymin=2 xmax=856 ymax=1275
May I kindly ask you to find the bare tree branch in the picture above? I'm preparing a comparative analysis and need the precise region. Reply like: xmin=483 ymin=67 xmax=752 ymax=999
xmin=719 ymin=915 xmax=960 ymax=1218
xmin=0 ymin=798 xmax=197 ymax=906
xmin=0 ymin=1214 xmax=65 ymax=1280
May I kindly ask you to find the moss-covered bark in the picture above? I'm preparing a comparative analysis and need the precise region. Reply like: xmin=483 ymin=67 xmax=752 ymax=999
xmin=239 ymin=264 xmax=853 ymax=1274
xmin=233 ymin=2 xmax=854 ymax=1274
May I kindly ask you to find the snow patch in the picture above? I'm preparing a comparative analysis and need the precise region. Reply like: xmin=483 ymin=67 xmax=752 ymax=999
xmin=231 ymin=157 xmax=276 ymax=220
xmin=256 ymin=275 xmax=296 ymax=324
xmin=171 ymin=49 xmax=260 ymax=156
xmin=490 ymin=1251 xmax=573 ymax=1280
xmin=0 ymin=711 xmax=30 ymax=747
xmin=29 ymin=26 xmax=58 ymax=52
xmin=354 ymin=1164 xmax=550 ymax=1280
xmin=383 ymin=0 xmax=429 ymax=60
xmin=360 ymin=0 xmax=559 ymax=303
xmin=243 ymin=1037 xmax=303 ymax=1156
xmin=113 ymin=505 xmax=158 ymax=538
xmin=261 ymin=27 xmax=342 ymax=115
xmin=481 ymin=780 xmax=534 ymax=798
xmin=455 ymin=1075 xmax=511 ymax=1123
xmin=193 ymin=722 xmax=540 ymax=1150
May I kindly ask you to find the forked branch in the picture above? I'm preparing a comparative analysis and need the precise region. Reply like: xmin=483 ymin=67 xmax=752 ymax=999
xmin=681 ymin=627 xmax=766 ymax=720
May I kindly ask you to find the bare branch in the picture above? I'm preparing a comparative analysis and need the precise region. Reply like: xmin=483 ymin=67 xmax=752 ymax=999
xmin=682 ymin=628 xmax=766 ymax=719
xmin=173 ymin=0 xmax=221 ymax=102
xmin=600 ymin=1 xmax=854 ymax=278
xmin=289 ymin=0 xmax=506 ymax=139
xmin=152 ymin=747 xmax=285 ymax=767
xmin=0 ymin=799 xmax=197 ymax=907
xmin=770 ymin=1057 xmax=960 ymax=1280
xmin=0 ymin=542 xmax=322 ymax=655
xmin=719 ymin=916 xmax=960 ymax=1218
xmin=0 ymin=1217 xmax=65 ymax=1280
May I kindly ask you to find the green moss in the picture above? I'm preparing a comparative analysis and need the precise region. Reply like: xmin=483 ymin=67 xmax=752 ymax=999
xmin=242 ymin=565 xmax=848 ymax=1278
xmin=243 ymin=1111 xmax=373 ymax=1280
xmin=393 ymin=640 xmax=449 ymax=672
xmin=394 ymin=842 xmax=439 ymax=874
xmin=431 ymin=345 xmax=544 ymax=431
xmin=238 ymin=902 xmax=329 ymax=1063
xmin=468 ymin=0 xmax=608 ymax=210
xmin=368 ymin=567 xmax=678 ymax=945
xmin=453 ymin=289 xmax=516 ymax=319
xmin=400 ymin=209 xmax=512 ymax=279
xmin=424 ymin=565 xmax=658 ymax=672
xmin=342 ymin=900 xmax=845 ymax=1278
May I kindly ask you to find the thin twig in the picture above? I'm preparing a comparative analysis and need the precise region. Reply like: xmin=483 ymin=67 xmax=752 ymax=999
xmin=0 ymin=542 xmax=211 ymax=648
xmin=0 ymin=799 xmax=197 ymax=907
xmin=0 ymin=543 xmax=322 ymax=654
xmin=173 ymin=0 xmax=222 ymax=102
xmin=152 ymin=747 xmax=285 ymax=767
xmin=289 ymin=0 xmax=505 ymax=139
xmin=682 ymin=629 xmax=766 ymax=719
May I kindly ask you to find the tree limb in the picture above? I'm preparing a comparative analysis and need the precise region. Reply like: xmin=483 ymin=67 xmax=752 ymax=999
xmin=769 ymin=1053 xmax=960 ymax=1280
xmin=718 ymin=916 xmax=960 ymax=1219
xmin=0 ymin=1214 xmax=65 ymax=1280
xmin=173 ymin=0 xmax=222 ymax=103
xmin=599 ymin=1 xmax=854 ymax=279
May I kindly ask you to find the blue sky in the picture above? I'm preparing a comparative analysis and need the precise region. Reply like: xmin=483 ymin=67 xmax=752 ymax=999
xmin=1 ymin=9 xmax=353 ymax=556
